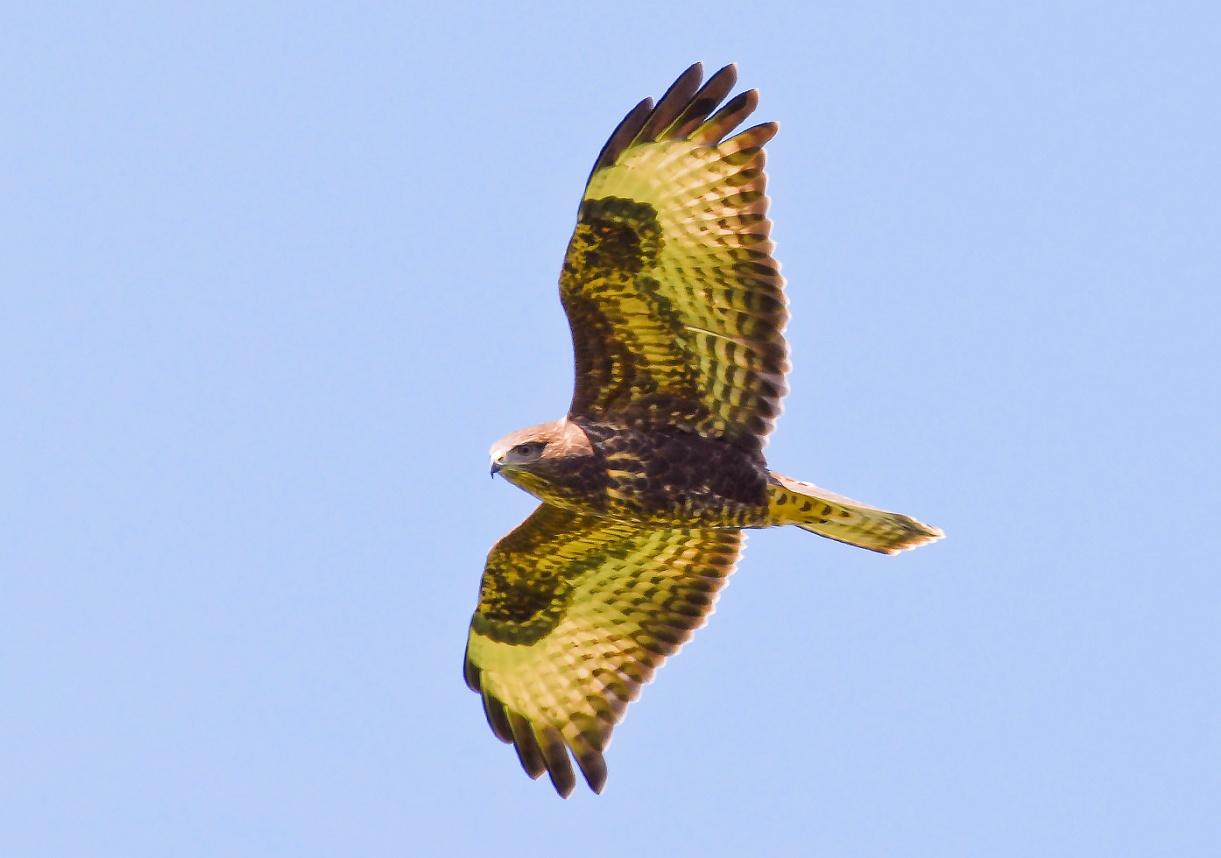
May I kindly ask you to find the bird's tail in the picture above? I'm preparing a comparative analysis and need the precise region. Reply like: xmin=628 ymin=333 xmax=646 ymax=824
xmin=766 ymin=472 xmax=943 ymax=555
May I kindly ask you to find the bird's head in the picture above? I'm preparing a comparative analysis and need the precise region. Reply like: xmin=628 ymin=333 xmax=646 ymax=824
xmin=489 ymin=421 xmax=564 ymax=478
xmin=488 ymin=419 xmax=594 ymax=498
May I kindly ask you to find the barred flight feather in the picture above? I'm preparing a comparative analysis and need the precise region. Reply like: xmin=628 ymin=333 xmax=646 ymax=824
xmin=561 ymin=62 xmax=790 ymax=453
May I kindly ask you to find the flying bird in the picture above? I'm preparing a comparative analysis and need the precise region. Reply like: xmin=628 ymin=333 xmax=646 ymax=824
xmin=464 ymin=63 xmax=942 ymax=797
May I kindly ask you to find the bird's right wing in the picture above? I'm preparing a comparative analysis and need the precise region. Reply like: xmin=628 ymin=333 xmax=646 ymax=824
xmin=558 ymin=63 xmax=790 ymax=452
xmin=464 ymin=503 xmax=743 ymax=796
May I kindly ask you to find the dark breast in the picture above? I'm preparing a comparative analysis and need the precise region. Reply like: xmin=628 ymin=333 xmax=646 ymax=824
xmin=579 ymin=421 xmax=770 ymax=525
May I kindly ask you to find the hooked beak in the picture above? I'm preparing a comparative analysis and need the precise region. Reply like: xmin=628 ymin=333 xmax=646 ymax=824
xmin=490 ymin=459 xmax=503 ymax=478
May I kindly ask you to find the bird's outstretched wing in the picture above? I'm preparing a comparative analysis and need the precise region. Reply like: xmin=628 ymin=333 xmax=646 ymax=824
xmin=560 ymin=63 xmax=790 ymax=452
xmin=464 ymin=503 xmax=742 ymax=796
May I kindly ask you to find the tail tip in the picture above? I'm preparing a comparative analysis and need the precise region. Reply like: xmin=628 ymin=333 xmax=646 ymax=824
xmin=877 ymin=518 xmax=944 ymax=555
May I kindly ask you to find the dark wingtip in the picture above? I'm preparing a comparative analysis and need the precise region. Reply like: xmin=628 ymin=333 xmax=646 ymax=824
xmin=507 ymin=711 xmax=547 ymax=779
xmin=480 ymin=693 xmax=515 ymax=745
xmin=665 ymin=63 xmax=739 ymax=140
xmin=539 ymin=726 xmax=577 ymax=798
xmin=588 ymin=62 xmax=752 ymax=183
xmin=462 ymin=645 xmax=480 ymax=692
xmin=633 ymin=63 xmax=706 ymax=146
xmin=587 ymin=97 xmax=654 ymax=184
xmin=575 ymin=749 xmax=608 ymax=794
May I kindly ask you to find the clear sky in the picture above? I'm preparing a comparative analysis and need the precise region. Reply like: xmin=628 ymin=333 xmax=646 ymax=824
xmin=3 ymin=2 xmax=1218 ymax=856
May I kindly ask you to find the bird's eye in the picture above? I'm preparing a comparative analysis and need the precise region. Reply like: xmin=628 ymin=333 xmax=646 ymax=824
xmin=512 ymin=443 xmax=541 ymax=457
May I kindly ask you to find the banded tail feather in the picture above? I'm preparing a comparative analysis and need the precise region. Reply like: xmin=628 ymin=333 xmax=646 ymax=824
xmin=767 ymin=472 xmax=943 ymax=554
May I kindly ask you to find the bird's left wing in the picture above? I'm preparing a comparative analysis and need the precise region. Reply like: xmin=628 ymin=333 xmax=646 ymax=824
xmin=464 ymin=503 xmax=742 ymax=796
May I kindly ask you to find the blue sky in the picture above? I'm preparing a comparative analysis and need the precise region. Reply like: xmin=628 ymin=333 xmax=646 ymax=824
xmin=3 ymin=2 xmax=1218 ymax=855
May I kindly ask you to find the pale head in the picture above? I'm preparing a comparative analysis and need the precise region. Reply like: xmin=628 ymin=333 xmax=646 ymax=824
xmin=488 ymin=419 xmax=594 ymax=487
xmin=489 ymin=419 xmax=592 ymax=471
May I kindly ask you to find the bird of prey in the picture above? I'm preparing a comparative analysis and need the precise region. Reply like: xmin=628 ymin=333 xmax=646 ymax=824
xmin=464 ymin=63 xmax=942 ymax=797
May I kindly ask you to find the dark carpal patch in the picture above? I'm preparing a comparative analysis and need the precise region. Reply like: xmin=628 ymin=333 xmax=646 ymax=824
xmin=473 ymin=508 xmax=610 ymax=644
xmin=474 ymin=550 xmax=573 ymax=645
xmin=573 ymin=197 xmax=664 ymax=272
xmin=561 ymin=197 xmax=697 ymax=418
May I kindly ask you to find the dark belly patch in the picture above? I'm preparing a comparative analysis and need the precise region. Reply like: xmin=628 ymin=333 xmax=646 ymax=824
xmin=582 ymin=423 xmax=770 ymax=523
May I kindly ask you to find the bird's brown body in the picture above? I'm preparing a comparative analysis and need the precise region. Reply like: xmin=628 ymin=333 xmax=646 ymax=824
xmin=466 ymin=64 xmax=943 ymax=798
xmin=498 ymin=418 xmax=770 ymax=527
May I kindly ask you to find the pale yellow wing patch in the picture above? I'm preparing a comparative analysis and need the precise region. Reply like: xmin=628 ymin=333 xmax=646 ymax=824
xmin=464 ymin=503 xmax=742 ymax=796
